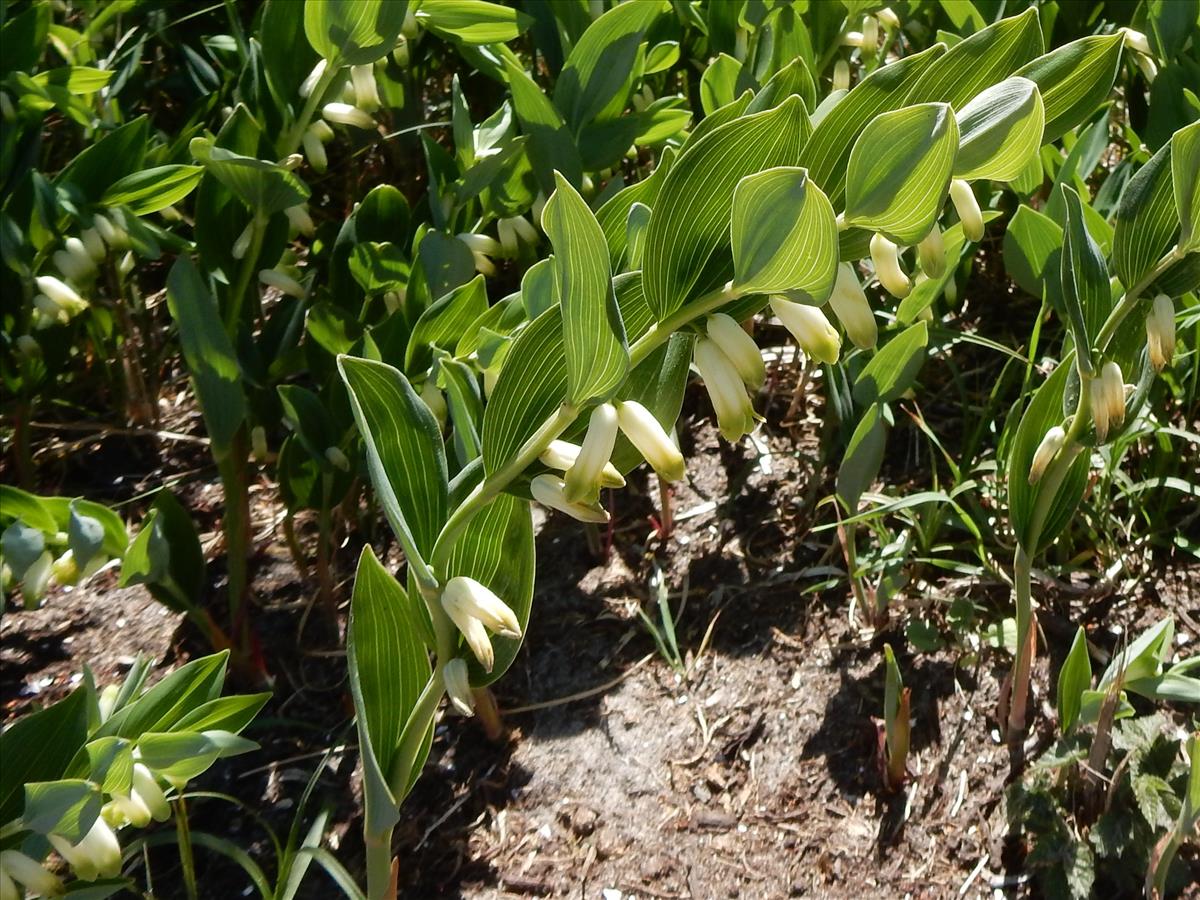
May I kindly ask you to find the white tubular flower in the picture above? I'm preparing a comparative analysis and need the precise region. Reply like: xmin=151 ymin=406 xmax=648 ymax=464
xmin=97 ymin=683 xmax=120 ymax=722
xmin=457 ymin=232 xmax=504 ymax=257
xmin=1120 ymin=27 xmax=1151 ymax=55
xmin=117 ymin=251 xmax=135 ymax=277
xmin=0 ymin=850 xmax=63 ymax=897
xmin=869 ymin=232 xmax=911 ymax=299
xmin=50 ymin=817 xmax=122 ymax=881
xmin=103 ymin=789 xmax=152 ymax=828
xmin=841 ymin=30 xmax=864 ymax=47
xmin=539 ymin=440 xmax=625 ymax=487
xmin=531 ymin=191 xmax=548 ymax=224
xmin=299 ymin=59 xmax=327 ymax=98
xmin=1028 ymin=425 xmax=1066 ymax=484
xmin=80 ymin=228 xmax=107 ymax=262
xmin=50 ymin=550 xmax=79 ymax=587
xmin=324 ymin=447 xmax=350 ymax=471
xmin=443 ymin=658 xmax=475 ymax=716
xmin=34 ymin=294 xmax=67 ymax=325
xmin=322 ymin=102 xmax=375 ymax=130
xmin=0 ymin=864 xmax=16 ymax=900
xmin=470 ymin=251 xmax=497 ymax=277
xmin=693 ymin=338 xmax=756 ymax=443
xmin=421 ymin=380 xmax=448 ymax=429
xmin=832 ymin=59 xmax=850 ymax=92
xmin=1089 ymin=374 xmax=1110 ymax=442
xmin=279 ymin=153 xmax=304 ymax=171
xmin=53 ymin=249 xmax=92 ymax=284
xmin=508 ymin=214 xmax=539 ymax=245
xmin=917 ymin=226 xmax=946 ymax=278
xmin=706 ymin=313 xmax=765 ymax=390
xmin=383 ymin=290 xmax=403 ymax=314
xmin=1135 ymin=53 xmax=1158 ymax=83
xmin=564 ymin=403 xmax=620 ymax=504
xmin=828 ymin=263 xmax=877 ymax=350
xmin=15 ymin=334 xmax=40 ymax=358
xmin=37 ymin=275 xmax=87 ymax=313
xmin=231 ymin=220 xmax=255 ymax=259
xmin=133 ymin=763 xmax=171 ymax=822
xmin=878 ymin=7 xmax=900 ymax=29
xmin=771 ymin=296 xmax=841 ymax=364
xmin=259 ymin=268 xmax=306 ymax=298
xmin=310 ymin=120 xmax=335 ymax=143
xmin=250 ymin=425 xmax=268 ymax=462
xmin=284 ymin=204 xmax=315 ymax=237
xmin=301 ymin=127 xmax=328 ymax=173
xmin=530 ymin=473 xmax=610 ymax=525
xmin=1146 ymin=293 xmax=1175 ymax=371
xmin=350 ymin=64 xmax=381 ymax=112
xmin=950 ymin=179 xmax=984 ymax=242
xmin=441 ymin=594 xmax=495 ymax=672
xmin=1102 ymin=361 xmax=1125 ymax=428
xmin=92 ymin=213 xmax=119 ymax=247
xmin=862 ymin=15 xmax=879 ymax=51
xmin=444 ymin=576 xmax=521 ymax=638
xmin=615 ymin=400 xmax=686 ymax=483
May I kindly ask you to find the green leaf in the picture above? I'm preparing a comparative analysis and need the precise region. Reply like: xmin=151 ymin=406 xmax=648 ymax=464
xmin=415 ymin=0 xmax=531 ymax=44
xmin=838 ymin=403 xmax=888 ymax=511
xmin=542 ymin=171 xmax=629 ymax=404
xmin=303 ymin=0 xmax=408 ymax=66
xmin=801 ymin=44 xmax=945 ymax=204
xmin=80 ymin=737 xmax=134 ymax=796
xmin=1003 ymin=205 xmax=1063 ymax=305
xmin=190 ymin=136 xmax=310 ymax=217
xmin=1146 ymin=0 xmax=1200 ymax=61
xmin=953 ymin=76 xmax=1044 ymax=182
xmin=443 ymin=494 xmax=534 ymax=686
xmin=438 ymin=358 xmax=484 ymax=465
xmin=1172 ymin=121 xmax=1200 ymax=253
xmin=1057 ymin=626 xmax=1092 ymax=734
xmin=165 ymin=257 xmax=247 ymax=458
xmin=844 ymin=103 xmax=958 ymax=245
xmin=100 ymin=165 xmax=203 ymax=216
xmin=172 ymin=694 xmax=270 ymax=735
xmin=67 ymin=504 xmax=105 ymax=568
xmin=1006 ymin=362 xmax=1089 ymax=553
xmin=0 ymin=689 xmax=89 ymax=825
xmin=700 ymin=53 xmax=744 ymax=116
xmin=0 ymin=484 xmax=58 ymax=533
xmin=595 ymin=146 xmax=676 ymax=268
xmin=1113 ymin=142 xmax=1178 ymax=291
xmin=853 ymin=322 xmax=929 ymax=406
xmin=23 ymin=780 xmax=101 ymax=841
xmin=338 ymin=357 xmax=448 ymax=563
xmin=118 ymin=490 xmax=205 ymax=613
xmin=348 ymin=547 xmax=430 ymax=830
xmin=54 ymin=118 xmax=149 ymax=202
xmin=730 ymin=166 xmax=838 ymax=297
xmin=0 ymin=3 xmax=50 ymax=76
xmin=905 ymin=8 xmax=1044 ymax=110
xmin=31 ymin=66 xmax=114 ymax=94
xmin=504 ymin=58 xmax=582 ymax=194
xmin=554 ymin=0 xmax=666 ymax=133
xmin=278 ymin=385 xmax=338 ymax=464
xmin=1015 ymin=34 xmax=1124 ymax=144
xmin=406 ymin=275 xmax=489 ymax=373
xmin=1060 ymin=185 xmax=1110 ymax=360
xmin=643 ymin=96 xmax=810 ymax=320
xmin=96 ymin=652 xmax=229 ymax=740
xmin=136 ymin=731 xmax=255 ymax=782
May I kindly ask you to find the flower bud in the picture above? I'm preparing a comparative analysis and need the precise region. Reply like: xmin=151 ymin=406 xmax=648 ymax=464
xmin=20 ymin=550 xmax=53 ymax=606
xmin=259 ymin=268 xmax=306 ymax=298
xmin=706 ymin=314 xmax=765 ymax=390
xmin=828 ymin=263 xmax=877 ymax=349
xmin=299 ymin=59 xmax=327 ymax=98
xmin=950 ymin=179 xmax=983 ymax=242
xmin=1028 ymin=425 xmax=1066 ymax=484
xmin=616 ymin=400 xmax=686 ymax=483
xmin=539 ymin=440 xmax=624 ymax=487
xmin=1146 ymin=294 xmax=1175 ymax=371
xmin=841 ymin=30 xmax=864 ymax=47
xmin=133 ymin=763 xmax=171 ymax=822
xmin=34 ymin=294 xmax=68 ymax=325
xmin=50 ymin=550 xmax=79 ymax=587
xmin=917 ymin=226 xmax=946 ymax=278
xmin=443 ymin=658 xmax=475 ymax=716
xmin=104 ymin=788 xmax=153 ymax=828
xmin=444 ymin=576 xmax=521 ymax=638
xmin=37 ymin=275 xmax=88 ymax=313
xmin=1120 ymin=28 xmax=1151 ymax=55
xmin=1135 ymin=53 xmax=1158 ymax=83
xmin=530 ymin=473 xmax=610 ymax=524
xmin=832 ymin=59 xmax=850 ymax=92
xmin=350 ymin=64 xmax=381 ymax=112
xmin=95 ymin=211 xmax=130 ymax=250
xmin=322 ymin=102 xmax=375 ymax=130
xmin=441 ymin=596 xmax=495 ymax=672
xmin=564 ymin=403 xmax=620 ymax=504
xmin=325 ymin=446 xmax=350 ymax=471
xmin=53 ymin=248 xmax=92 ymax=284
xmin=49 ymin=817 xmax=122 ymax=881
xmin=771 ymin=297 xmax=841 ymax=364
xmin=80 ymin=227 xmax=106 ymax=261
xmin=279 ymin=153 xmax=304 ymax=171
xmin=457 ymin=232 xmax=504 ymax=257
xmin=870 ymin=232 xmax=911 ymax=299
xmin=285 ymin=204 xmax=315 ymax=237
xmin=862 ymin=15 xmax=879 ymax=52
xmin=15 ymin=334 xmax=40 ymax=358
xmin=421 ymin=380 xmax=448 ymax=429
xmin=1089 ymin=373 xmax=1110 ymax=442
xmin=302 ymin=127 xmax=328 ymax=173
xmin=878 ymin=7 xmax=900 ymax=29
xmin=1102 ymin=361 xmax=1125 ymax=429
xmin=98 ymin=683 xmax=120 ymax=722
xmin=384 ymin=290 xmax=403 ymax=315
xmin=694 ymin=338 xmax=756 ymax=442
xmin=310 ymin=120 xmax=334 ymax=143
xmin=0 ymin=849 xmax=63 ymax=896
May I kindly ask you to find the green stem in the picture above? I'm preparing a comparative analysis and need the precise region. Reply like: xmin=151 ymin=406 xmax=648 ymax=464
xmin=1094 ymin=245 xmax=1182 ymax=351
xmin=279 ymin=64 xmax=340 ymax=158
xmin=216 ymin=432 xmax=252 ymax=655
xmin=224 ymin=216 xmax=266 ymax=334
xmin=364 ymin=827 xmax=394 ymax=900
xmin=174 ymin=796 xmax=198 ymax=900
xmin=628 ymin=282 xmax=742 ymax=368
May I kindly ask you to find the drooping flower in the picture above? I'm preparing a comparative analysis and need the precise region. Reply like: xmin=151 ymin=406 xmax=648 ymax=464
xmin=917 ymin=226 xmax=946 ymax=278
xmin=1028 ymin=425 xmax=1066 ymax=484
xmin=615 ymin=401 xmax=686 ymax=483
xmin=1146 ymin=293 xmax=1175 ymax=371
xmin=443 ymin=658 xmax=475 ymax=716
xmin=530 ymin=474 xmax=610 ymax=524
xmin=770 ymin=296 xmax=841 ymax=364
xmin=538 ymin=440 xmax=624 ymax=488
xmin=827 ymin=263 xmax=877 ymax=350
xmin=564 ymin=404 xmax=620 ymax=504
xmin=693 ymin=338 xmax=757 ymax=443
xmin=869 ymin=232 xmax=911 ymax=299
xmin=442 ymin=576 xmax=522 ymax=639
xmin=322 ymin=102 xmax=376 ymax=130
xmin=950 ymin=179 xmax=984 ymax=242
xmin=48 ymin=816 xmax=122 ymax=881
xmin=706 ymin=314 xmax=765 ymax=390
xmin=0 ymin=849 xmax=63 ymax=897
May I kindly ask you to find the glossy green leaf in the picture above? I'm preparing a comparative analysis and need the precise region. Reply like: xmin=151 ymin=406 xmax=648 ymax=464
xmin=96 ymin=652 xmax=228 ymax=740
xmin=730 ymin=167 xmax=838 ymax=297
xmin=643 ymin=96 xmax=810 ymax=320
xmin=595 ymin=146 xmax=675 ymax=269
xmin=0 ymin=485 xmax=58 ymax=533
xmin=542 ymin=171 xmax=628 ymax=404
xmin=1113 ymin=142 xmax=1178 ymax=291
xmin=838 ymin=403 xmax=888 ymax=511
xmin=438 ymin=358 xmax=484 ymax=465
xmin=844 ymin=103 xmax=959 ymax=245
xmin=303 ymin=0 xmax=407 ymax=65
xmin=853 ymin=322 xmax=929 ymax=406
xmin=1057 ymin=626 xmax=1092 ymax=734
xmin=23 ymin=780 xmax=101 ymax=842
xmin=1173 ymin=121 xmax=1200 ymax=253
xmin=905 ymin=8 xmax=1043 ymax=110
xmin=953 ymin=76 xmax=1044 ymax=182
xmin=348 ymin=547 xmax=430 ymax=830
xmin=172 ymin=693 xmax=271 ymax=734
xmin=504 ymin=58 xmax=582 ymax=194
xmin=1015 ymin=34 xmax=1123 ymax=144
xmin=415 ymin=0 xmax=531 ymax=44
xmin=0 ymin=688 xmax=89 ymax=825
xmin=700 ymin=53 xmax=744 ymax=116
xmin=190 ymin=136 xmax=310 ymax=217
xmin=101 ymin=165 xmax=203 ymax=216
xmin=339 ymin=357 xmax=448 ymax=563
xmin=406 ymin=275 xmax=489 ymax=372
xmin=1146 ymin=0 xmax=1200 ymax=61
xmin=1060 ymin=186 xmax=1110 ymax=360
